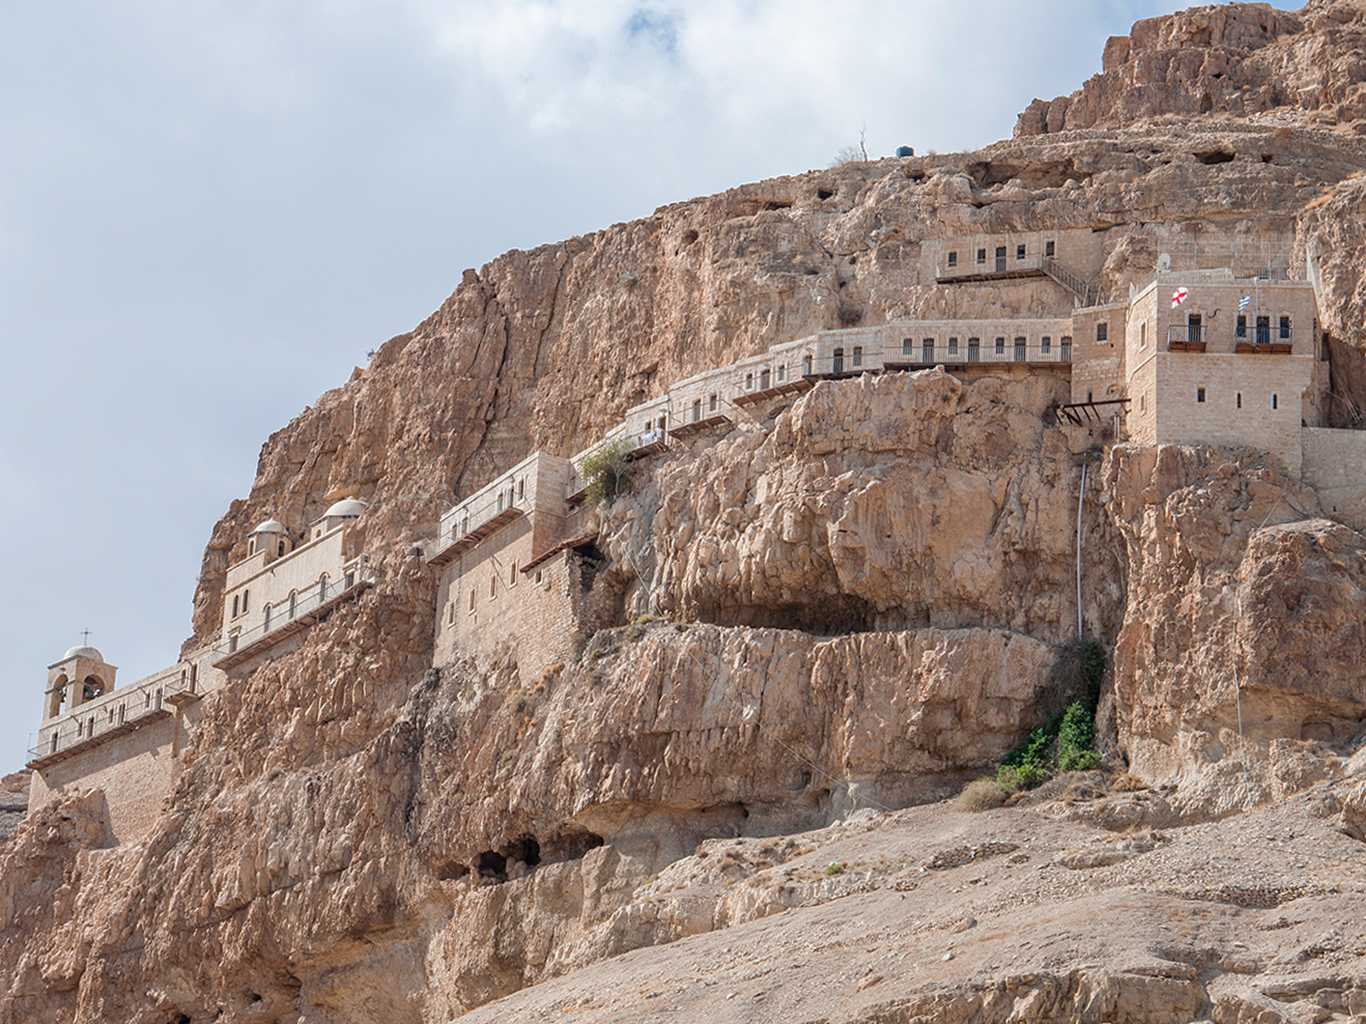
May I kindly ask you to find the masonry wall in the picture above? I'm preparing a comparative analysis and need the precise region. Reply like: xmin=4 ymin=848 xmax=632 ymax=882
xmin=28 ymin=708 xmax=195 ymax=845
xmin=1072 ymin=301 xmax=1128 ymax=407
xmin=223 ymin=527 xmax=349 ymax=638
xmin=435 ymin=517 xmax=582 ymax=678
xmin=1302 ymin=428 xmax=1366 ymax=531
xmin=1127 ymin=357 xmax=1158 ymax=445
xmin=1154 ymin=353 xmax=1313 ymax=475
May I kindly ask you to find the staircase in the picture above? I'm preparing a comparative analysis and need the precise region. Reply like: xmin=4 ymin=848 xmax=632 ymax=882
xmin=1042 ymin=257 xmax=1102 ymax=307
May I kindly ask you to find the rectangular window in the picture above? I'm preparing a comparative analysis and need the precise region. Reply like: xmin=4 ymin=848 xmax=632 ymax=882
xmin=948 ymin=337 xmax=959 ymax=354
xmin=1236 ymin=315 xmax=1247 ymax=338
xmin=1140 ymin=322 xmax=1147 ymax=347
xmin=1045 ymin=240 xmax=1055 ymax=257
xmin=903 ymin=338 xmax=914 ymax=356
xmin=968 ymin=338 xmax=980 ymax=362
xmin=469 ymin=589 xmax=475 ymax=611
xmin=692 ymin=398 xmax=701 ymax=422
xmin=976 ymin=248 xmax=986 ymax=265
xmin=1280 ymin=315 xmax=1291 ymax=340
xmin=510 ymin=562 xmax=518 ymax=587
xmin=777 ymin=364 xmax=786 ymax=381
xmin=852 ymin=346 xmax=863 ymax=367
xmin=922 ymin=338 xmax=934 ymax=362
xmin=995 ymin=337 xmax=1005 ymax=356
xmin=1197 ymin=387 xmax=1206 ymax=403
xmin=1256 ymin=315 xmax=1270 ymax=345
xmin=1041 ymin=336 xmax=1051 ymax=354
xmin=947 ymin=251 xmax=958 ymax=268
xmin=709 ymin=393 xmax=717 ymax=412
xmin=1061 ymin=336 xmax=1072 ymax=359
xmin=1016 ymin=244 xmax=1026 ymax=260
xmin=1014 ymin=337 xmax=1027 ymax=362
xmin=1236 ymin=392 xmax=1242 ymax=409
xmin=1096 ymin=322 xmax=1108 ymax=343
xmin=1273 ymin=393 xmax=1279 ymax=409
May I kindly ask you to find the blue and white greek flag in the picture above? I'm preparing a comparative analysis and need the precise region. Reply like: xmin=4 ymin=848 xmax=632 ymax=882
xmin=1239 ymin=294 xmax=1251 ymax=312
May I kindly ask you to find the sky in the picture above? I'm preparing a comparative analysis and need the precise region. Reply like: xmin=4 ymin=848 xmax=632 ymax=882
xmin=0 ymin=0 xmax=1300 ymax=775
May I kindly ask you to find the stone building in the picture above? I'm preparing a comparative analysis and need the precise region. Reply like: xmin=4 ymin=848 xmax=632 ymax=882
xmin=24 ymin=223 xmax=1362 ymax=844
xmin=429 ymin=453 xmax=600 ymax=678
xmin=26 ymin=498 xmax=376 ymax=842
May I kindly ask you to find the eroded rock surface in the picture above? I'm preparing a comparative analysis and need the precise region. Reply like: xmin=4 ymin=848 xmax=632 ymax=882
xmin=8 ymin=2 xmax=1366 ymax=1022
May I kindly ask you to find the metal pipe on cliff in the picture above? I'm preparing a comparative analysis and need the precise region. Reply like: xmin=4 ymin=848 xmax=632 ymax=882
xmin=1076 ymin=460 xmax=1087 ymax=639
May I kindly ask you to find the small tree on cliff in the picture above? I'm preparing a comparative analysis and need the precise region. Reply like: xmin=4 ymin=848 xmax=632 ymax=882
xmin=578 ymin=436 xmax=636 ymax=505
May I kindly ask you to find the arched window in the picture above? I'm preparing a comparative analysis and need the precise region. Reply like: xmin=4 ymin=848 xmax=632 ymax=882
xmin=232 ymin=594 xmax=240 ymax=618
xmin=242 ymin=589 xmax=250 ymax=614
xmin=490 ymin=575 xmax=497 ymax=598
xmin=517 ymin=477 xmax=525 ymax=501
xmin=263 ymin=604 xmax=272 ymax=632
xmin=288 ymin=591 xmax=297 ymax=619
xmin=510 ymin=562 xmax=518 ymax=587
xmin=278 ymin=540 xmax=286 ymax=557
xmin=803 ymin=353 xmax=813 ymax=376
xmin=469 ymin=589 xmax=476 ymax=611
xmin=448 ymin=603 xmax=455 ymax=625
xmin=248 ymin=538 xmax=256 ymax=556
xmin=760 ymin=367 xmax=770 ymax=388
xmin=319 ymin=575 xmax=329 ymax=602
xmin=745 ymin=372 xmax=754 ymax=390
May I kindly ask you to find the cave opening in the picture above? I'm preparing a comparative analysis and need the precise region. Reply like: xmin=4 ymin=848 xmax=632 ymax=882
xmin=1194 ymin=149 xmax=1235 ymax=164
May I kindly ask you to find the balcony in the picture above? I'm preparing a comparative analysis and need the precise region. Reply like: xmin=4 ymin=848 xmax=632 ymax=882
xmin=1167 ymin=325 xmax=1206 ymax=352
xmin=1236 ymin=326 xmax=1293 ymax=354
xmin=28 ymin=669 xmax=200 ymax=769
xmin=211 ymin=564 xmax=373 ymax=670
xmin=430 ymin=486 xmax=529 ymax=566
xmin=885 ymin=342 xmax=1072 ymax=368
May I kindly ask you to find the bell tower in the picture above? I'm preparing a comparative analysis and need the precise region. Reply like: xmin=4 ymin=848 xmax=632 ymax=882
xmin=45 ymin=645 xmax=118 ymax=720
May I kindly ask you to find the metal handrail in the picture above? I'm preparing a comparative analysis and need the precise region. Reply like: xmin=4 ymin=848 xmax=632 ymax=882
xmin=1168 ymin=325 xmax=1205 ymax=345
xmin=29 ymin=671 xmax=197 ymax=761
xmin=894 ymin=343 xmax=1072 ymax=365
xmin=212 ymin=563 xmax=373 ymax=661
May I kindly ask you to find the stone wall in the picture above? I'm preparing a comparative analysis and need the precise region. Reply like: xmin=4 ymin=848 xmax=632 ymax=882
xmin=27 ymin=709 xmax=194 ymax=845
xmin=1302 ymin=426 xmax=1366 ymax=531
xmin=435 ymin=517 xmax=585 ymax=678
xmin=1153 ymin=352 xmax=1314 ymax=476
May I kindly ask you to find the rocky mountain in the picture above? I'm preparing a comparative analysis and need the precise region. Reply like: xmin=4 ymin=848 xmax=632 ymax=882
xmin=6 ymin=2 xmax=1366 ymax=1022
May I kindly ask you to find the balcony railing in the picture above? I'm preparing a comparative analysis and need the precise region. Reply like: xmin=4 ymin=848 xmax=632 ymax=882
xmin=888 ymin=342 xmax=1072 ymax=366
xmin=211 ymin=563 xmax=373 ymax=669
xmin=1168 ymin=325 xmax=1206 ymax=350
xmin=28 ymin=668 xmax=199 ymax=767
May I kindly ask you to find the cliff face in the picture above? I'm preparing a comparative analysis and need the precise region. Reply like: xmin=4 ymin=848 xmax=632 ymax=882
xmin=11 ymin=2 xmax=1366 ymax=1023
xmin=1016 ymin=0 xmax=1366 ymax=136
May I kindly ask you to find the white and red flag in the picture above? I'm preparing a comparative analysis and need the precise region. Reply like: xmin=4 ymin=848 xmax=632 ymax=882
xmin=1171 ymin=288 xmax=1189 ymax=308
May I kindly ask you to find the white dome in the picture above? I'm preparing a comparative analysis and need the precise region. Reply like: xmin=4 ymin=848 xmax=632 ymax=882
xmin=322 ymin=498 xmax=367 ymax=519
xmin=250 ymin=518 xmax=288 ymax=535
xmin=63 ymin=645 xmax=103 ymax=663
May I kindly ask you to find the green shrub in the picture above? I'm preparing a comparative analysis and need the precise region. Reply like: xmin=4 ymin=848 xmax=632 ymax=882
xmin=578 ymin=436 xmax=636 ymax=505
xmin=1058 ymin=699 xmax=1101 ymax=771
